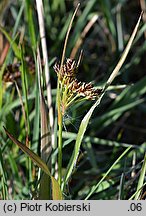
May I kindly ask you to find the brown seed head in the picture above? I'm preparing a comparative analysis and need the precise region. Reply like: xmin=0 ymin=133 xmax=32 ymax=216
xmin=54 ymin=58 xmax=102 ymax=100
xmin=53 ymin=58 xmax=77 ymax=79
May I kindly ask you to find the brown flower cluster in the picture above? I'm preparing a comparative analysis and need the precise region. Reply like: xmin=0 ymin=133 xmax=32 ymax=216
xmin=2 ymin=57 xmax=38 ymax=82
xmin=54 ymin=58 xmax=76 ymax=78
xmin=69 ymin=79 xmax=102 ymax=100
xmin=54 ymin=58 xmax=102 ymax=100
xmin=2 ymin=63 xmax=21 ymax=82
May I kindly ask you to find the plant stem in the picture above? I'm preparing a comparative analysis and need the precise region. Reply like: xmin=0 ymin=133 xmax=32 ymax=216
xmin=56 ymin=4 xmax=80 ymax=187
xmin=57 ymin=81 xmax=63 ymax=186
xmin=58 ymin=110 xmax=63 ymax=186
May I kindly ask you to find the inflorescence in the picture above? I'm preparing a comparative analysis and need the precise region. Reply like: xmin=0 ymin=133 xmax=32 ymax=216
xmin=54 ymin=58 xmax=102 ymax=114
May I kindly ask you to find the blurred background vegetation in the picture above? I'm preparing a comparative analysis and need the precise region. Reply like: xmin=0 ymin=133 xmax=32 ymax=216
xmin=0 ymin=0 xmax=146 ymax=199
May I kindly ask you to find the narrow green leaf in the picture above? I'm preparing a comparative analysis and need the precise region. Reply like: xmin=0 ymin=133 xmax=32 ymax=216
xmin=4 ymin=127 xmax=51 ymax=175
xmin=105 ymin=12 xmax=143 ymax=88
xmin=62 ymin=131 xmax=138 ymax=149
xmin=20 ymin=46 xmax=31 ymax=182
xmin=129 ymin=182 xmax=146 ymax=200
xmin=32 ymin=54 xmax=40 ymax=152
xmin=0 ymin=147 xmax=8 ymax=199
xmin=4 ymin=127 xmax=62 ymax=200
xmin=62 ymin=97 xmax=102 ymax=190
xmin=25 ymin=0 xmax=36 ymax=49
xmin=0 ymin=26 xmax=21 ymax=59
xmin=135 ymin=153 xmax=146 ymax=200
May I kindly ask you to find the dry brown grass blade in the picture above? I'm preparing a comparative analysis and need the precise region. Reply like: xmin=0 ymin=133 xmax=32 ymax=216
xmin=0 ymin=41 xmax=9 ymax=65
xmin=140 ymin=0 xmax=146 ymax=38
xmin=4 ymin=127 xmax=62 ymax=200
xmin=36 ymin=0 xmax=54 ymax=145
xmin=70 ymin=14 xmax=99 ymax=59
xmin=37 ymin=50 xmax=52 ymax=199
xmin=60 ymin=3 xmax=80 ymax=70
xmin=37 ymin=50 xmax=52 ymax=165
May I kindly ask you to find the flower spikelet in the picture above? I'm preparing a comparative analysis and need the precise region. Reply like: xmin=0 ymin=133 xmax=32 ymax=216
xmin=54 ymin=58 xmax=102 ymax=101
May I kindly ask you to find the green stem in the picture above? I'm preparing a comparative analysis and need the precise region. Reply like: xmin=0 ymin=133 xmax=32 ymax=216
xmin=58 ymin=111 xmax=63 ymax=186
xmin=20 ymin=47 xmax=32 ymax=184
xmin=57 ymin=80 xmax=63 ymax=186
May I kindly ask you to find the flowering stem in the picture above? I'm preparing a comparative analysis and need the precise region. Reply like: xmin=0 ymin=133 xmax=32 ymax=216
xmin=58 ymin=108 xmax=63 ymax=186
xmin=57 ymin=81 xmax=63 ymax=186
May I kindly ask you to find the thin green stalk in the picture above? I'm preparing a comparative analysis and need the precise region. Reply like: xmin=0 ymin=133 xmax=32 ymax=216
xmin=105 ymin=12 xmax=143 ymax=90
xmin=58 ymin=110 xmax=63 ymax=186
xmin=20 ymin=47 xmax=32 ymax=183
xmin=20 ymin=48 xmax=30 ymax=137
xmin=57 ymin=80 xmax=63 ymax=186
xmin=135 ymin=153 xmax=146 ymax=199
xmin=52 ymin=88 xmax=59 ymax=177
xmin=129 ymin=183 xmax=146 ymax=200
xmin=0 ymin=147 xmax=8 ymax=199
xmin=25 ymin=0 xmax=36 ymax=49
xmin=56 ymin=4 xmax=80 ymax=186
xmin=32 ymin=52 xmax=40 ymax=151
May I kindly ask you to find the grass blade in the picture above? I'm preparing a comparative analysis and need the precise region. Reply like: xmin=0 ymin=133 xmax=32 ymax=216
xmin=105 ymin=12 xmax=143 ymax=89
xmin=25 ymin=0 xmax=36 ymax=49
xmin=62 ymin=97 xmax=103 ymax=190
xmin=32 ymin=54 xmax=40 ymax=152
xmin=4 ymin=127 xmax=62 ymax=200
xmin=0 ymin=147 xmax=8 ymax=199
xmin=129 ymin=183 xmax=146 ymax=200
xmin=56 ymin=3 xmax=80 ymax=186
xmin=0 ymin=26 xmax=21 ymax=59
xmin=37 ymin=51 xmax=52 ymax=199
xmin=135 ymin=153 xmax=146 ymax=200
